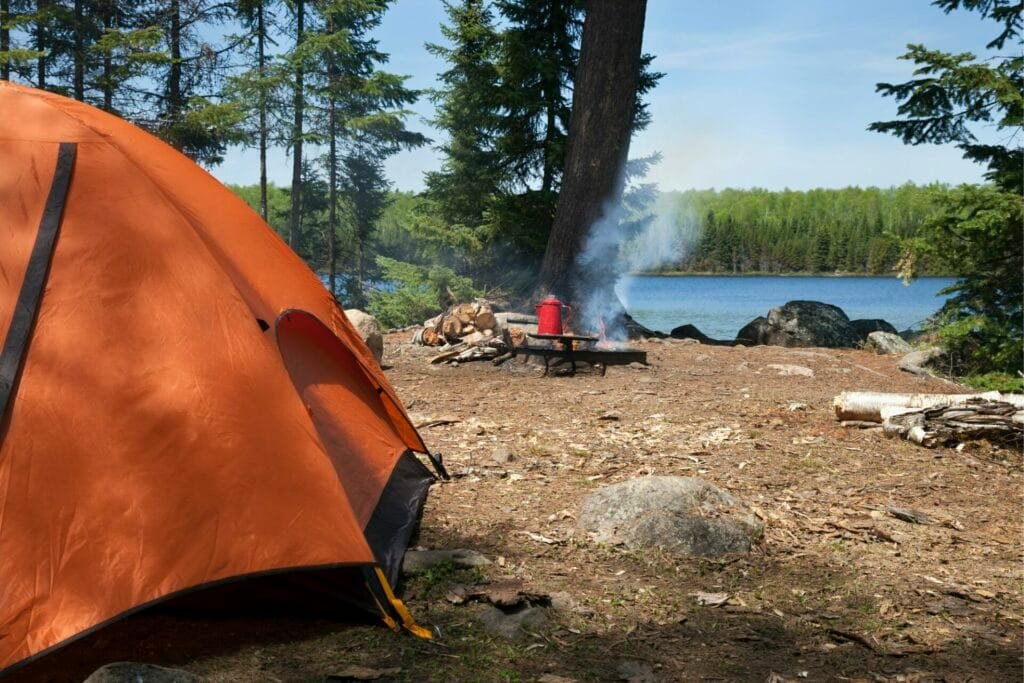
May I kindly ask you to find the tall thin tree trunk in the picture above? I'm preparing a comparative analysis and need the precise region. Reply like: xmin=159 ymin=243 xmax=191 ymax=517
xmin=257 ymin=0 xmax=268 ymax=221
xmin=101 ymin=2 xmax=113 ymax=109
xmin=168 ymin=0 xmax=182 ymax=125
xmin=1 ymin=0 xmax=11 ymax=82
xmin=73 ymin=0 xmax=84 ymax=99
xmin=288 ymin=0 xmax=305 ymax=253
xmin=541 ymin=101 xmax=556 ymax=193
xmin=327 ymin=20 xmax=338 ymax=299
xmin=357 ymin=237 xmax=365 ymax=306
xmin=36 ymin=0 xmax=47 ymax=88
xmin=541 ymin=12 xmax=558 ymax=194
xmin=533 ymin=0 xmax=647 ymax=303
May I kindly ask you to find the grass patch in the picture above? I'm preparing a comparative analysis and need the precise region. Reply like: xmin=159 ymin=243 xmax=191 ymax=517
xmin=963 ymin=372 xmax=1024 ymax=393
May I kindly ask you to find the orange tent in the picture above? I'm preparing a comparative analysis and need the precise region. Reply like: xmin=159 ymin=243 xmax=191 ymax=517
xmin=0 ymin=81 xmax=439 ymax=674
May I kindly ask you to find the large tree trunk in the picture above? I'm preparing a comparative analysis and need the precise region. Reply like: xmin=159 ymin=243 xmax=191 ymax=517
xmin=288 ymin=0 xmax=305 ymax=254
xmin=533 ymin=0 xmax=647 ymax=304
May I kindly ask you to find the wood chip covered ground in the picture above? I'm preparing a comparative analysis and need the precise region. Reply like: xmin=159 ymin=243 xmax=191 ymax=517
xmin=22 ymin=337 xmax=1022 ymax=682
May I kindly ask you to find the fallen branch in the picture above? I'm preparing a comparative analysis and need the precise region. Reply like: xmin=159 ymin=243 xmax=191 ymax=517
xmin=832 ymin=390 xmax=1024 ymax=422
xmin=883 ymin=399 xmax=1022 ymax=447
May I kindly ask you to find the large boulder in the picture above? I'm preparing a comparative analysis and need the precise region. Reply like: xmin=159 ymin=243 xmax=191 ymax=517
xmin=735 ymin=301 xmax=859 ymax=348
xmin=578 ymin=476 xmax=762 ymax=557
xmin=84 ymin=663 xmax=199 ymax=683
xmin=344 ymin=309 xmax=384 ymax=363
xmin=735 ymin=316 xmax=777 ymax=346
xmin=850 ymin=318 xmax=898 ymax=341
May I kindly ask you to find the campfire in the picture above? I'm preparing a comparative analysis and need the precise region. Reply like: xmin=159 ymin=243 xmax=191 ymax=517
xmin=410 ymin=297 xmax=647 ymax=375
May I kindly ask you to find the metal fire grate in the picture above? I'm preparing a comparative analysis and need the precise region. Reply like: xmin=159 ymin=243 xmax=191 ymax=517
xmin=515 ymin=333 xmax=647 ymax=376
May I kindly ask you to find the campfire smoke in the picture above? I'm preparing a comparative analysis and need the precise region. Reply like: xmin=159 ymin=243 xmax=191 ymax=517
xmin=573 ymin=160 xmax=696 ymax=340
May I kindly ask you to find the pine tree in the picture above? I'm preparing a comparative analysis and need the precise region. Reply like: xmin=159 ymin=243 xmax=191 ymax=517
xmin=493 ymin=0 xmax=580 ymax=194
xmin=229 ymin=0 xmax=281 ymax=221
xmin=423 ymin=0 xmax=503 ymax=233
xmin=870 ymin=0 xmax=1023 ymax=375
xmin=311 ymin=0 xmax=426 ymax=304
xmin=286 ymin=0 xmax=307 ymax=254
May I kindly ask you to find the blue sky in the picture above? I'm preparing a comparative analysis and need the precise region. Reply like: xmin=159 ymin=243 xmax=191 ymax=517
xmin=214 ymin=0 xmax=997 ymax=192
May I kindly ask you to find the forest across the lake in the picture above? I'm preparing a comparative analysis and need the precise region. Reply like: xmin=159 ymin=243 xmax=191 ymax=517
xmin=231 ymin=181 xmax=954 ymax=284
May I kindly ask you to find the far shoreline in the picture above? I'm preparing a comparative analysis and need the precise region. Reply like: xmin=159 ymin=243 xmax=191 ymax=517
xmin=627 ymin=271 xmax=957 ymax=279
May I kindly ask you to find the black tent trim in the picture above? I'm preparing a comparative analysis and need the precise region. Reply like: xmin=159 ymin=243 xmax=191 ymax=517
xmin=0 ymin=141 xmax=76 ymax=426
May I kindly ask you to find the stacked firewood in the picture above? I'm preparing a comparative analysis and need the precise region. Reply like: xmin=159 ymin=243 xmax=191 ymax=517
xmin=413 ymin=302 xmax=500 ymax=346
xmin=411 ymin=301 xmax=514 ymax=364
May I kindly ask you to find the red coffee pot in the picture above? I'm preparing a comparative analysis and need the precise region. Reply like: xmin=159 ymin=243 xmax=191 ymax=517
xmin=535 ymin=296 xmax=571 ymax=335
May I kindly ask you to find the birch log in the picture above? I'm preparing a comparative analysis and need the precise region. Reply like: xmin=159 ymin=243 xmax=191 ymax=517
xmin=832 ymin=391 xmax=1024 ymax=422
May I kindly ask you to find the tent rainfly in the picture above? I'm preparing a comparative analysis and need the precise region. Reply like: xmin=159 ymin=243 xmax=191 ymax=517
xmin=0 ymin=81 xmax=441 ymax=675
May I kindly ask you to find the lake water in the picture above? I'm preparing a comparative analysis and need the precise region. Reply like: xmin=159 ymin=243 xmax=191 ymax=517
xmin=615 ymin=275 xmax=955 ymax=339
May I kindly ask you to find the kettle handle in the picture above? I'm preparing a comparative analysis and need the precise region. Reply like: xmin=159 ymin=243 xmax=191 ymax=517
xmin=562 ymin=304 xmax=572 ymax=318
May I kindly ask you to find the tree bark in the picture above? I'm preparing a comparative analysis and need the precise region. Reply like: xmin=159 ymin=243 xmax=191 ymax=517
xmin=257 ymin=0 xmax=268 ymax=222
xmin=327 ymin=18 xmax=338 ymax=299
xmin=36 ymin=0 xmax=47 ymax=88
xmin=73 ymin=0 xmax=84 ymax=99
xmin=99 ymin=0 xmax=114 ymax=110
xmin=883 ymin=400 xmax=1023 ymax=448
xmin=832 ymin=390 xmax=1024 ymax=422
xmin=168 ymin=0 xmax=182 ymax=122
xmin=1 ymin=0 xmax=9 ymax=82
xmin=533 ymin=0 xmax=647 ymax=304
xmin=288 ymin=0 xmax=305 ymax=254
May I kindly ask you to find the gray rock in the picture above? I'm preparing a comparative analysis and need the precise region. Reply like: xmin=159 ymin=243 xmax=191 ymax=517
xmin=850 ymin=318 xmax=898 ymax=341
xmin=617 ymin=660 xmax=659 ymax=682
xmin=865 ymin=331 xmax=912 ymax=354
xmin=344 ymin=309 xmax=384 ymax=363
xmin=402 ymin=548 xmax=491 ymax=575
xmin=898 ymin=347 xmax=947 ymax=376
xmin=765 ymin=363 xmax=814 ymax=377
xmin=83 ymin=663 xmax=199 ymax=683
xmin=491 ymin=446 xmax=514 ymax=464
xmin=476 ymin=604 xmax=547 ymax=640
xmin=578 ymin=476 xmax=762 ymax=557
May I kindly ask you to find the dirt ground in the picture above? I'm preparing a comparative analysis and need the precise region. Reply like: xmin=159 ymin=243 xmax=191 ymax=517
xmin=20 ymin=336 xmax=1024 ymax=682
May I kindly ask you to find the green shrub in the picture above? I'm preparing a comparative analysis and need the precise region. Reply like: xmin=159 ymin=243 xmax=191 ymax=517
xmin=963 ymin=372 xmax=1024 ymax=393
xmin=368 ymin=256 xmax=479 ymax=329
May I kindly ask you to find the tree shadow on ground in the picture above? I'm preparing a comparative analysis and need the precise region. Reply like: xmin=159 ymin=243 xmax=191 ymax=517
xmin=8 ymin=522 xmax=1021 ymax=682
